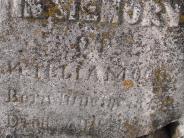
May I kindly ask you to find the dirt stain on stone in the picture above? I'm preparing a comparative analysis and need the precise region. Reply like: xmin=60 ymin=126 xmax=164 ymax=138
xmin=153 ymin=66 xmax=172 ymax=95
xmin=122 ymin=80 xmax=134 ymax=90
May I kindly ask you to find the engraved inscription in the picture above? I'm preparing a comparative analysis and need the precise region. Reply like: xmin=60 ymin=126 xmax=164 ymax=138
xmin=4 ymin=0 xmax=181 ymax=26
xmin=5 ymin=88 xmax=121 ymax=111
xmin=0 ymin=0 xmax=182 ymax=137
xmin=5 ymin=113 xmax=125 ymax=137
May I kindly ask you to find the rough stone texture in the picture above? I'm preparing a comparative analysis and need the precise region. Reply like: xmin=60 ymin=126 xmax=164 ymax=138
xmin=0 ymin=0 xmax=184 ymax=138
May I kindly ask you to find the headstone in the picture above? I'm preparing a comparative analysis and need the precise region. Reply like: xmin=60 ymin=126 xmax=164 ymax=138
xmin=0 ymin=0 xmax=184 ymax=137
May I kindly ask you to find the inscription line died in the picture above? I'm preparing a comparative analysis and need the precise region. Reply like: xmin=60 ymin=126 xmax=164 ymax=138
xmin=6 ymin=113 xmax=125 ymax=137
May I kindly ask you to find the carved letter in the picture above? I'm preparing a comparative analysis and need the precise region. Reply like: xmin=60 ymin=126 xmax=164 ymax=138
xmin=7 ymin=61 xmax=22 ymax=75
xmin=141 ymin=1 xmax=162 ymax=26
xmin=52 ymin=0 xmax=71 ymax=20
xmin=5 ymin=89 xmax=18 ymax=102
xmin=163 ymin=2 xmax=180 ymax=27
xmin=69 ymin=0 xmax=80 ymax=20
xmin=80 ymin=0 xmax=101 ymax=21
xmin=100 ymin=0 xmax=121 ymax=24
xmin=23 ymin=0 xmax=43 ymax=18
xmin=7 ymin=114 xmax=19 ymax=128
xmin=123 ymin=1 xmax=141 ymax=24
xmin=104 ymin=66 xmax=126 ymax=81
xmin=12 ymin=0 xmax=23 ymax=17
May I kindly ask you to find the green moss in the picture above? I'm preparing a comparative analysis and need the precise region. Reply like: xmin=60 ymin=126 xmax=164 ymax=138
xmin=153 ymin=67 xmax=169 ymax=95
xmin=163 ymin=96 xmax=174 ymax=106
xmin=153 ymin=0 xmax=163 ymax=3
xmin=152 ymin=66 xmax=176 ymax=112
xmin=124 ymin=121 xmax=138 ymax=138
xmin=180 ymin=15 xmax=184 ymax=24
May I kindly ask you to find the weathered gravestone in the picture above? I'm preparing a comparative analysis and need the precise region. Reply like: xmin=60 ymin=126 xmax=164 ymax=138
xmin=0 ymin=0 xmax=184 ymax=137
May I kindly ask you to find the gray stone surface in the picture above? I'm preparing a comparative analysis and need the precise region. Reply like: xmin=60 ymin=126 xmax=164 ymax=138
xmin=0 ymin=0 xmax=184 ymax=137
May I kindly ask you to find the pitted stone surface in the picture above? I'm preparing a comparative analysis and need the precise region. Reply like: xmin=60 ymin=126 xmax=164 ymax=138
xmin=0 ymin=0 xmax=184 ymax=138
